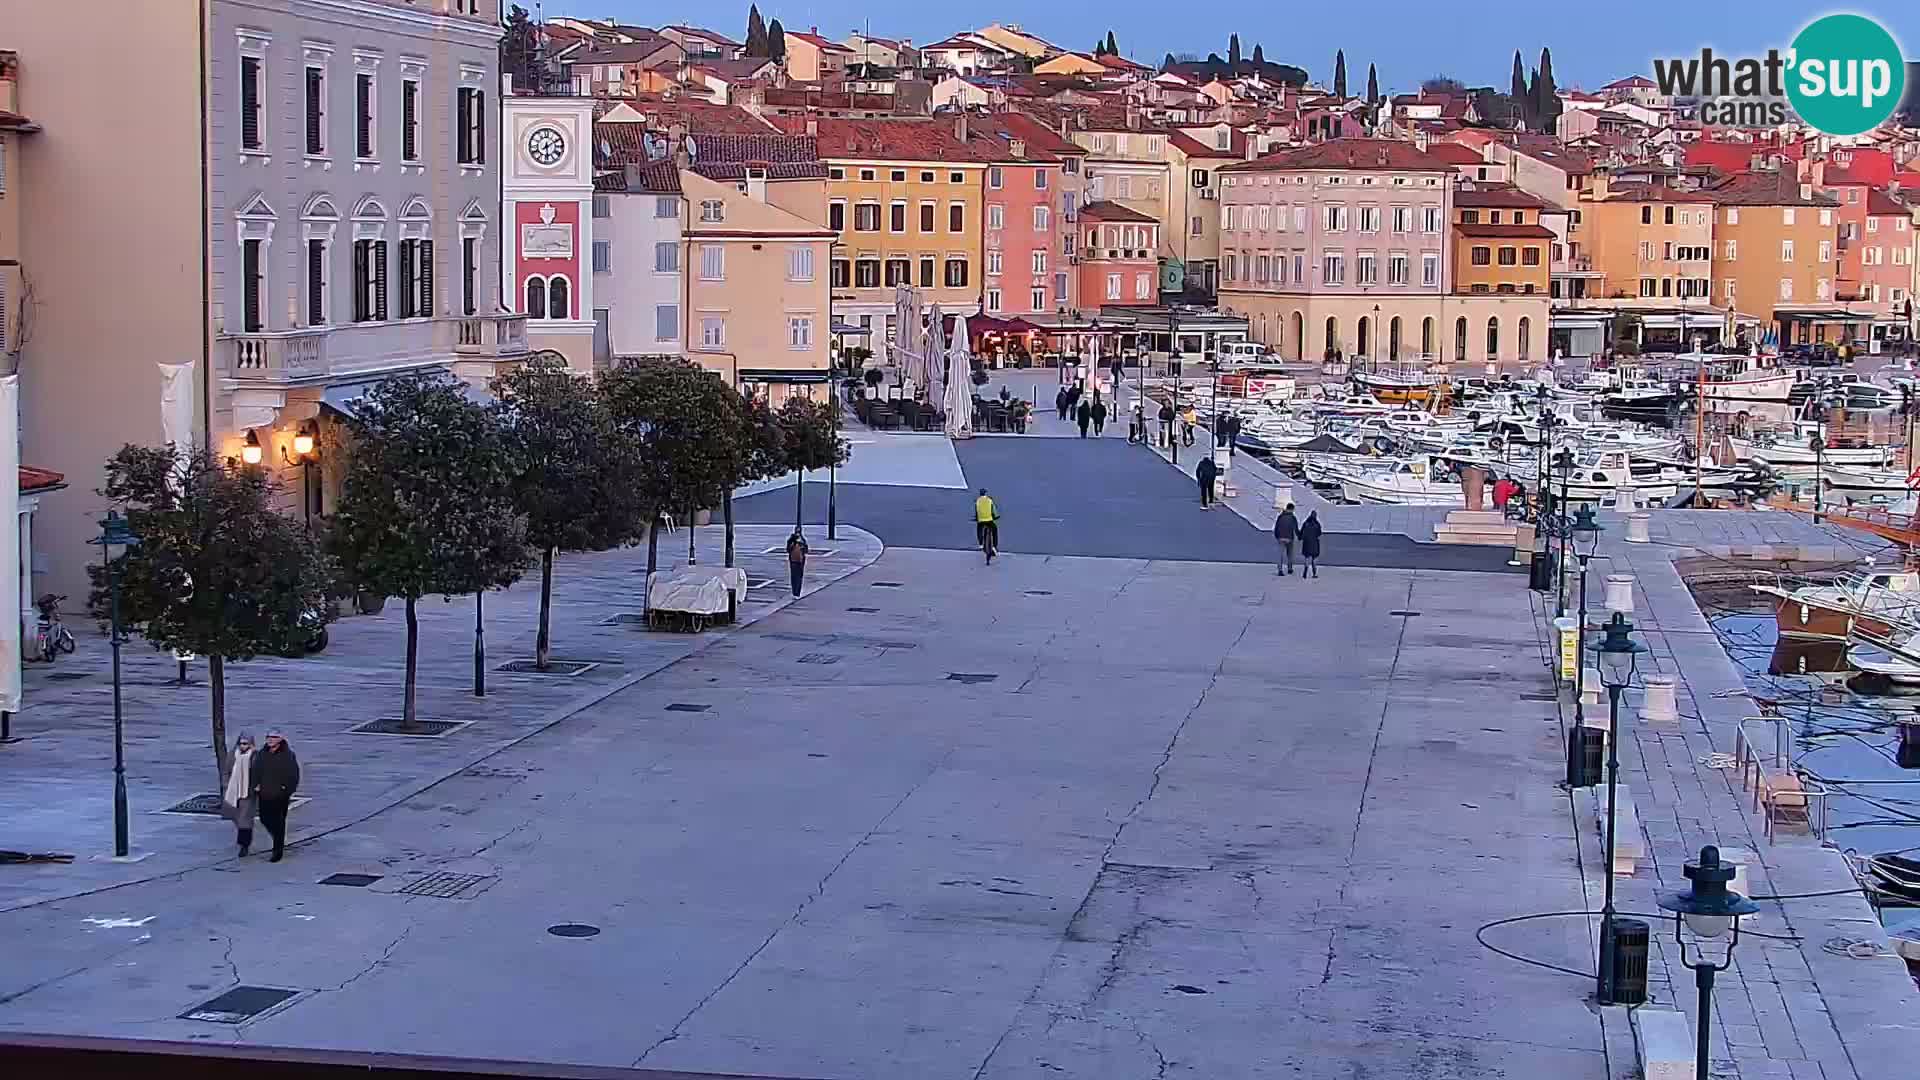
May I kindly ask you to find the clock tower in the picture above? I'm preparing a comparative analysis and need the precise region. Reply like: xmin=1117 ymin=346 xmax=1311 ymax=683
xmin=502 ymin=94 xmax=596 ymax=370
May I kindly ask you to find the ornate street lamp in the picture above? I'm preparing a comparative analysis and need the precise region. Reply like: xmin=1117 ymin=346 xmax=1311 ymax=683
xmin=1657 ymin=847 xmax=1760 ymax=1078
xmin=1552 ymin=447 xmax=1576 ymax=617
xmin=240 ymin=429 xmax=263 ymax=466
xmin=1590 ymin=611 xmax=1646 ymax=1004
xmin=94 ymin=511 xmax=140 ymax=858
xmin=283 ymin=420 xmax=320 ymax=526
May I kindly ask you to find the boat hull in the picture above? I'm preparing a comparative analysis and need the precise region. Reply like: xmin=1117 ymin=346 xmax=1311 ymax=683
xmin=1773 ymin=595 xmax=1894 ymax=640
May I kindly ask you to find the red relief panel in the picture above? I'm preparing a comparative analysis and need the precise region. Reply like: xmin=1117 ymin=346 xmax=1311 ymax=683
xmin=514 ymin=200 xmax=581 ymax=320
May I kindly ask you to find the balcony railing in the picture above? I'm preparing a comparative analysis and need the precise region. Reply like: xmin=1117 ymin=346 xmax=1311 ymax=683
xmin=229 ymin=327 xmax=331 ymax=381
xmin=452 ymin=313 xmax=530 ymax=358
xmin=226 ymin=314 xmax=529 ymax=383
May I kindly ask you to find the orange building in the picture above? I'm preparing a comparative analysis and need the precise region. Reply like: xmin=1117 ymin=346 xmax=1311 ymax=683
xmin=1580 ymin=179 xmax=1714 ymax=305
xmin=1703 ymin=169 xmax=1838 ymax=337
xmin=1451 ymin=185 xmax=1553 ymax=297
xmin=1077 ymin=201 xmax=1159 ymax=309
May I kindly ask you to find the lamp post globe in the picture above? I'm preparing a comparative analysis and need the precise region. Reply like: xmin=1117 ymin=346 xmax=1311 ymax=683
xmin=1572 ymin=505 xmax=1601 ymax=560
xmin=1658 ymin=846 xmax=1761 ymax=1080
xmin=1587 ymin=610 xmax=1646 ymax=1004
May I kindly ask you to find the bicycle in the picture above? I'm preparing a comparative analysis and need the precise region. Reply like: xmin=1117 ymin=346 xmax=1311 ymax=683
xmin=976 ymin=518 xmax=999 ymax=564
xmin=33 ymin=594 xmax=76 ymax=663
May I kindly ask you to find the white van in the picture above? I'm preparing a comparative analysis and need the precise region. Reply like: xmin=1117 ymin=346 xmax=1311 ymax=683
xmin=1218 ymin=340 xmax=1273 ymax=362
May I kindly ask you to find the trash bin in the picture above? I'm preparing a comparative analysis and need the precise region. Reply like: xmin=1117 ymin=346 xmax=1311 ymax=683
xmin=1529 ymin=549 xmax=1555 ymax=592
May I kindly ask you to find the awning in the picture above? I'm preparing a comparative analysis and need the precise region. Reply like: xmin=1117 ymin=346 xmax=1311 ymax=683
xmin=969 ymin=315 xmax=1041 ymax=335
xmin=830 ymin=322 xmax=871 ymax=335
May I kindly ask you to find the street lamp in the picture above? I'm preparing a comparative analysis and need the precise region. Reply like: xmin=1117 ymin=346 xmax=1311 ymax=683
xmin=1170 ymin=333 xmax=1184 ymax=465
xmin=94 ymin=511 xmax=139 ymax=858
xmin=240 ymin=429 xmax=263 ymax=466
xmin=1657 ymin=846 xmax=1760 ymax=1079
xmin=1552 ymin=447 xmax=1576 ymax=617
xmin=282 ymin=420 xmax=319 ymax=526
xmin=1570 ymin=504 xmax=1602 ymax=726
xmin=1807 ymin=401 xmax=1827 ymax=524
xmin=1590 ymin=611 xmax=1646 ymax=1005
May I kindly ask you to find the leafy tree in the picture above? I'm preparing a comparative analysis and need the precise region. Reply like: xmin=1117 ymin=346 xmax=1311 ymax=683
xmin=500 ymin=4 xmax=541 ymax=91
xmin=1206 ymin=51 xmax=1223 ymax=66
xmin=1332 ymin=49 xmax=1347 ymax=97
xmin=1423 ymin=75 xmax=1467 ymax=95
xmin=1510 ymin=51 xmax=1530 ymax=128
xmin=745 ymin=5 xmax=767 ymax=57
xmin=91 ymin=446 xmax=335 ymax=787
xmin=727 ymin=393 xmax=787 ymax=566
xmin=492 ymin=355 xmax=646 ymax=671
xmin=1228 ymin=34 xmax=1241 ymax=68
xmin=776 ymin=396 xmax=850 ymax=533
xmin=1251 ymin=44 xmax=1264 ymax=66
xmin=767 ymin=19 xmax=786 ymax=63
xmin=1536 ymin=48 xmax=1562 ymax=134
xmin=1104 ymin=31 xmax=1118 ymax=56
xmin=328 ymin=372 xmax=528 ymax=728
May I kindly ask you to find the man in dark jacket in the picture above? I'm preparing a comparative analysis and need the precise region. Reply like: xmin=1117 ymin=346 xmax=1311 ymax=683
xmin=1076 ymin=399 xmax=1092 ymax=437
xmin=1055 ymin=387 xmax=1069 ymax=421
xmin=1196 ymin=454 xmax=1219 ymax=508
xmin=786 ymin=530 xmax=809 ymax=597
xmin=1224 ymin=414 xmax=1242 ymax=456
xmin=1273 ymin=503 xmax=1299 ymax=575
xmin=1300 ymin=510 xmax=1324 ymax=577
xmin=1158 ymin=401 xmax=1176 ymax=447
xmin=1091 ymin=397 xmax=1108 ymax=436
xmin=253 ymin=732 xmax=300 ymax=862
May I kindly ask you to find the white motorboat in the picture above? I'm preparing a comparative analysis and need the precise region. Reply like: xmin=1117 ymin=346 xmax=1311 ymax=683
xmin=1823 ymin=464 xmax=1916 ymax=492
xmin=1339 ymin=455 xmax=1466 ymax=506
xmin=1729 ymin=429 xmax=1896 ymax=467
xmin=1602 ymin=376 xmax=1681 ymax=417
xmin=1847 ymin=641 xmax=1920 ymax=693
xmin=1308 ymin=392 xmax=1394 ymax=418
xmin=1549 ymin=449 xmax=1680 ymax=502
xmin=1689 ymin=351 xmax=1798 ymax=410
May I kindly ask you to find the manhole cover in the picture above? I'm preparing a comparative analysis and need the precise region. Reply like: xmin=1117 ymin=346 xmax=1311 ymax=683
xmin=870 ymin=581 xmax=905 ymax=588
xmin=1024 ymin=590 xmax=1053 ymax=596
xmin=396 ymin=871 xmax=492 ymax=899
xmin=846 ymin=606 xmax=880 ymax=613
xmin=162 ymin=793 xmax=227 ymax=816
xmin=547 ymin=923 xmax=601 ymax=938
xmin=947 ymin=673 xmax=998 ymax=684
xmin=350 ymin=718 xmax=469 ymax=737
xmin=319 ymin=873 xmax=382 ymax=887
xmin=797 ymin=652 xmax=841 ymax=665
xmin=666 ymin=703 xmax=711 ymax=712
xmin=1388 ymin=610 xmax=1422 ymax=617
xmin=496 ymin=660 xmax=598 ymax=676
xmin=180 ymin=985 xmax=300 ymax=1024
xmin=45 ymin=672 xmax=88 ymax=682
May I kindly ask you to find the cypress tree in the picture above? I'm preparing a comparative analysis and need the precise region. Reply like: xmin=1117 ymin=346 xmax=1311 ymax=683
xmin=745 ymin=5 xmax=766 ymax=57
xmin=1510 ymin=50 xmax=1529 ymax=128
xmin=1252 ymin=43 xmax=1264 ymax=66
xmin=1229 ymin=34 xmax=1242 ymax=68
xmin=1105 ymin=30 xmax=1118 ymax=56
xmin=1536 ymin=47 xmax=1561 ymax=134
xmin=767 ymin=19 xmax=786 ymax=63
xmin=1366 ymin=63 xmax=1379 ymax=105
xmin=1332 ymin=50 xmax=1347 ymax=97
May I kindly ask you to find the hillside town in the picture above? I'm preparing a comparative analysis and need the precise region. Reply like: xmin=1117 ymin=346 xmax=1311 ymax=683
xmin=6 ymin=4 xmax=1920 ymax=1080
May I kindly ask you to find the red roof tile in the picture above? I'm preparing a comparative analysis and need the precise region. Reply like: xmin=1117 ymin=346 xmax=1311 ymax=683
xmin=1867 ymin=188 xmax=1909 ymax=215
xmin=1223 ymin=138 xmax=1455 ymax=173
xmin=784 ymin=31 xmax=855 ymax=54
xmin=1601 ymin=183 xmax=1713 ymax=203
xmin=798 ymin=117 xmax=999 ymax=163
xmin=1703 ymin=170 xmax=1835 ymax=207
xmin=1080 ymin=200 xmax=1157 ymax=223
xmin=1420 ymin=142 xmax=1486 ymax=166
xmin=19 ymin=466 xmax=65 ymax=493
xmin=1454 ymin=222 xmax=1558 ymax=239
xmin=1454 ymin=184 xmax=1552 ymax=209
xmin=596 ymin=98 xmax=774 ymax=136
xmin=1167 ymin=129 xmax=1247 ymax=159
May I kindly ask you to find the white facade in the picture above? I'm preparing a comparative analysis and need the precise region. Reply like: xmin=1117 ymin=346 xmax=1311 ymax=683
xmin=598 ymin=186 xmax=684 ymax=359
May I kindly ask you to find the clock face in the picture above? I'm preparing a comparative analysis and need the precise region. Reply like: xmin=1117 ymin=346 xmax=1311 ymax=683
xmin=528 ymin=127 xmax=565 ymax=166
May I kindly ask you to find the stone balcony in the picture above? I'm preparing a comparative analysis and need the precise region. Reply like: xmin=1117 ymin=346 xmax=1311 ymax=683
xmin=224 ymin=314 xmax=529 ymax=384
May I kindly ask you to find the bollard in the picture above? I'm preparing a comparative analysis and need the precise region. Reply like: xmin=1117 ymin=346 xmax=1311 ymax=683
xmin=1614 ymin=484 xmax=1638 ymax=512
xmin=1719 ymin=848 xmax=1759 ymax=928
xmin=1272 ymin=482 xmax=1293 ymax=510
xmin=1639 ymin=674 xmax=1678 ymax=725
xmin=1605 ymin=573 xmax=1635 ymax=617
xmin=1625 ymin=512 xmax=1651 ymax=543
xmin=1580 ymin=667 xmax=1604 ymax=709
xmin=1510 ymin=523 xmax=1537 ymax=567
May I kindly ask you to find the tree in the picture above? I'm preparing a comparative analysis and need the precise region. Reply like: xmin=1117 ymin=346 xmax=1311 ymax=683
xmin=1332 ymin=49 xmax=1347 ymax=97
xmin=1252 ymin=44 xmax=1265 ymax=66
xmin=1104 ymin=31 xmax=1118 ymax=57
xmin=1228 ymin=34 xmax=1241 ymax=68
xmin=745 ymin=5 xmax=767 ymax=57
xmin=1536 ymin=47 xmax=1562 ymax=135
xmin=492 ymin=355 xmax=647 ymax=672
xmin=1422 ymin=75 xmax=1467 ymax=95
xmin=1510 ymin=50 xmax=1530 ymax=128
xmin=767 ymin=19 xmax=786 ymax=63
xmin=328 ymin=373 xmax=527 ymax=728
xmin=1162 ymin=52 xmax=1176 ymax=72
xmin=91 ymin=446 xmax=335 ymax=788
xmin=776 ymin=396 xmax=850 ymax=533
xmin=500 ymin=4 xmax=542 ymax=91
xmin=1366 ymin=63 xmax=1379 ymax=105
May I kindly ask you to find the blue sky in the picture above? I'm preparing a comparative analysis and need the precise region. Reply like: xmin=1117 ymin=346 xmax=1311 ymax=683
xmin=536 ymin=2 xmax=1918 ymax=93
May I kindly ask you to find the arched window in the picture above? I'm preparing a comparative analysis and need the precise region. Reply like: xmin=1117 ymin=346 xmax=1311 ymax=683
xmin=1486 ymin=316 xmax=1500 ymax=360
xmin=1324 ymin=315 xmax=1340 ymax=359
xmin=525 ymin=276 xmax=548 ymax=319
xmin=547 ymin=275 xmax=570 ymax=320
xmin=1518 ymin=316 xmax=1532 ymax=361
xmin=1454 ymin=316 xmax=1467 ymax=361
xmin=1290 ymin=311 xmax=1304 ymax=361
xmin=1421 ymin=317 xmax=1435 ymax=358
xmin=1389 ymin=316 xmax=1402 ymax=362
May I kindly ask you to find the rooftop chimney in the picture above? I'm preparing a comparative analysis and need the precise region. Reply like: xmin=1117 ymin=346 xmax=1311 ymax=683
xmin=806 ymin=115 xmax=818 ymax=137
xmin=1009 ymin=138 xmax=1026 ymax=159
xmin=955 ymin=112 xmax=969 ymax=142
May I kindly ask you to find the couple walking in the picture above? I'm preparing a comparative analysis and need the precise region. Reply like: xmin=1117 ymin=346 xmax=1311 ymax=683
xmin=222 ymin=732 xmax=300 ymax=861
xmin=1271 ymin=503 xmax=1323 ymax=577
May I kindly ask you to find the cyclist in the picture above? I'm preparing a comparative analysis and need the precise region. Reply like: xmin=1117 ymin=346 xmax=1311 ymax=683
xmin=974 ymin=487 xmax=999 ymax=563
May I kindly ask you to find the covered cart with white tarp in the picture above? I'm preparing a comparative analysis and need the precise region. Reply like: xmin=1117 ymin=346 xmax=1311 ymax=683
xmin=645 ymin=565 xmax=749 ymax=632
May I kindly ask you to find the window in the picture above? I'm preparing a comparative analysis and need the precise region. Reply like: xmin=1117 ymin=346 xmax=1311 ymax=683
xmin=1471 ymin=246 xmax=1491 ymax=266
xmin=355 ymin=73 xmax=375 ymax=158
xmin=985 ymin=250 xmax=1003 ymax=276
xmin=1422 ymin=252 xmax=1439 ymax=287
xmin=700 ymin=316 xmax=725 ymax=348
xmin=591 ymin=240 xmax=611 ymax=273
xmin=352 ymin=239 xmax=387 ymax=321
xmin=1293 ymin=253 xmax=1304 ymax=283
xmin=655 ymin=242 xmax=678 ymax=273
xmin=944 ymin=258 xmax=968 ymax=287
xmin=788 ymin=246 xmax=814 ymax=281
xmin=986 ymin=287 xmax=1002 ymax=312
xmin=1322 ymin=252 xmax=1344 ymax=284
xmin=919 ymin=202 xmax=936 ymax=232
xmin=918 ymin=256 xmax=935 ymax=288
xmin=1663 ymin=206 xmax=1674 ymax=225
xmin=1781 ymin=239 xmax=1794 ymax=260
xmin=1254 ymin=255 xmax=1269 ymax=283
xmin=1356 ymin=252 xmax=1377 ymax=285
xmin=524 ymin=276 xmax=546 ymax=319
xmin=1135 ymin=273 xmax=1149 ymax=299
xmin=859 ymin=169 xmax=875 ymax=181
xmin=1489 ymin=211 xmax=1502 ymax=225
xmin=830 ymin=259 xmax=850 ymax=288
xmin=1639 ymin=277 xmax=1657 ymax=298
xmin=1522 ymin=247 xmax=1540 ymax=266
xmin=401 ymin=78 xmax=420 ymax=161
xmin=829 ymin=167 xmax=844 ymax=180
xmin=890 ymin=201 xmax=907 ymax=232
xmin=1035 ymin=170 xmax=1048 ymax=190
xmin=397 ymin=238 xmax=433 ymax=318
xmin=988 ymin=204 xmax=1004 ymax=230
xmin=1779 ymin=277 xmax=1793 ymax=300
xmin=1497 ymin=247 xmax=1517 ymax=266
xmin=1723 ymin=278 xmax=1736 ymax=299
xmin=828 ymin=201 xmax=846 ymax=231
xmin=305 ymin=65 xmax=326 ymax=155
xmin=949 ymin=203 xmax=964 ymax=232
xmin=655 ymin=304 xmax=678 ymax=341
xmin=655 ymin=196 xmax=678 ymax=219
xmin=889 ymin=169 xmax=905 ymax=182
xmin=882 ymin=257 xmax=907 ymax=287
xmin=700 ymin=200 xmax=725 ymax=223
xmin=921 ymin=170 xmax=935 ymax=182
xmin=988 ymin=166 xmax=1003 ymax=189
xmin=854 ymin=259 xmax=880 ymax=288
xmin=1053 ymin=272 xmax=1067 ymax=302
xmin=788 ymin=315 xmax=812 ymax=350
xmin=1392 ymin=206 xmax=1410 ymax=233
xmin=1324 ymin=206 xmax=1347 ymax=231
xmin=700 ymin=244 xmax=724 ymax=281
xmin=1460 ymin=209 xmax=1480 ymax=225
xmin=854 ymin=203 xmax=879 ymax=231
xmin=1359 ymin=206 xmax=1379 ymax=232
xmin=1388 ymin=252 xmax=1408 ymax=285
xmin=457 ymin=87 xmax=485 ymax=165
xmin=1422 ymin=207 xmax=1441 ymax=233
xmin=1641 ymin=206 xmax=1652 ymax=225
xmin=950 ymin=171 xmax=964 ymax=183
xmin=1783 ymin=207 xmax=1797 ymax=225
xmin=241 ymin=238 xmax=265 ymax=331
xmin=1036 ymin=206 xmax=1050 ymax=231
xmin=1818 ymin=240 xmax=1832 ymax=263
xmin=241 ymin=56 xmax=264 ymax=151
xmin=461 ymin=236 xmax=476 ymax=315
xmin=306 ymin=239 xmax=327 ymax=325
xmin=1063 ymin=159 xmax=1079 ymax=175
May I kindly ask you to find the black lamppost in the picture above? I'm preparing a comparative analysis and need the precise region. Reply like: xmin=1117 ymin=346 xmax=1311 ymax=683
xmin=1170 ymin=335 xmax=1183 ymax=466
xmin=1571 ymin=505 xmax=1601 ymax=731
xmin=95 ymin=510 xmax=139 ymax=858
xmin=828 ymin=392 xmax=840 ymax=541
xmin=283 ymin=420 xmax=319 ymax=526
xmin=1657 ymin=846 xmax=1760 ymax=1078
xmin=1209 ymin=351 xmax=1222 ymax=448
xmin=1591 ymin=611 xmax=1646 ymax=1005
xmin=1807 ymin=400 xmax=1827 ymax=524
xmin=1553 ymin=447 xmax=1576 ymax=618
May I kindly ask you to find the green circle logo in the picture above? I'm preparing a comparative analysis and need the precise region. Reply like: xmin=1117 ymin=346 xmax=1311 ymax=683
xmin=1787 ymin=14 xmax=1906 ymax=136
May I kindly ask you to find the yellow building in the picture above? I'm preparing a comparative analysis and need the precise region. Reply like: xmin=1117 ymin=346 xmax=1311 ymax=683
xmin=812 ymin=118 xmax=993 ymax=352
xmin=1580 ymin=178 xmax=1715 ymax=305
xmin=1451 ymin=185 xmax=1554 ymax=297
xmin=679 ymin=170 xmax=835 ymax=404
xmin=1703 ymin=169 xmax=1839 ymax=330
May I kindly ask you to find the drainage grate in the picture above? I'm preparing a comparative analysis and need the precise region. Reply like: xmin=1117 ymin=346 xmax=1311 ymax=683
xmin=1388 ymin=610 xmax=1422 ymax=617
xmin=870 ymin=581 xmax=905 ymax=588
xmin=547 ymin=923 xmax=601 ymax=938
xmin=461 ymin=765 xmax=528 ymax=780
xmin=319 ymin=873 xmax=382 ymax=888
xmin=45 ymin=671 xmax=88 ymax=682
xmin=349 ymin=718 xmax=470 ymax=738
xmin=396 ymin=871 xmax=492 ymax=899
xmin=846 ymin=606 xmax=880 ymax=613
xmin=162 ymin=793 xmax=226 ymax=816
xmin=666 ymin=703 xmax=711 ymax=712
xmin=797 ymin=652 xmax=841 ymax=665
xmin=1024 ymin=589 xmax=1053 ymax=596
xmin=496 ymin=660 xmax=598 ymax=676
xmin=947 ymin=673 xmax=999 ymax=684
xmin=599 ymin=612 xmax=649 ymax=626
xmin=180 ymin=985 xmax=300 ymax=1024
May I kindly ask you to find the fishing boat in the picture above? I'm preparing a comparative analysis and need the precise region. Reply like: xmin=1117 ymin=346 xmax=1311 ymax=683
xmin=1693 ymin=351 xmax=1798 ymax=410
xmin=1339 ymin=455 xmax=1466 ymax=506
xmin=1350 ymin=360 xmax=1441 ymax=405
xmin=1728 ymin=428 xmax=1896 ymax=467
xmin=1602 ymin=375 xmax=1682 ymax=419
xmin=1751 ymin=570 xmax=1920 ymax=640
xmin=1822 ymin=464 xmax=1917 ymax=493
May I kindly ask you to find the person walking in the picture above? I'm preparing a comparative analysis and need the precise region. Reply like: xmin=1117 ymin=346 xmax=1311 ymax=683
xmin=1076 ymin=399 xmax=1092 ymax=437
xmin=1091 ymin=397 xmax=1108 ymax=436
xmin=1196 ymin=454 xmax=1219 ymax=508
xmin=1273 ymin=503 xmax=1299 ymax=575
xmin=1224 ymin=413 xmax=1242 ymax=456
xmin=1158 ymin=401 xmax=1176 ymax=447
xmin=222 ymin=733 xmax=257 ymax=857
xmin=253 ymin=731 xmax=300 ymax=862
xmin=1181 ymin=405 xmax=1198 ymax=447
xmin=1300 ymin=510 xmax=1324 ymax=577
xmin=1054 ymin=387 xmax=1069 ymax=421
xmin=786 ymin=529 xmax=808 ymax=597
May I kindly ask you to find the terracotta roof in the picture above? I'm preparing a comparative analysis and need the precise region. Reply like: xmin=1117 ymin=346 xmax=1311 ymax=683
xmin=760 ymin=85 xmax=895 ymax=110
xmin=687 ymin=57 xmax=776 ymax=82
xmin=595 ymin=160 xmax=682 ymax=193
xmin=19 ymin=466 xmax=65 ymax=493
xmin=573 ymin=41 xmax=680 ymax=66
xmin=1601 ymin=183 xmax=1713 ymax=203
xmin=1454 ymin=184 xmax=1552 ymax=209
xmin=797 ymin=117 xmax=999 ymax=162
xmin=1867 ymin=188 xmax=1909 ymax=215
xmin=1704 ymin=170 xmax=1835 ymax=207
xmin=1493 ymin=132 xmax=1592 ymax=175
xmin=1420 ymin=142 xmax=1486 ymax=166
xmin=664 ymin=25 xmax=741 ymax=48
xmin=1166 ymin=129 xmax=1246 ymax=159
xmin=1601 ymin=75 xmax=1655 ymax=89
xmin=1096 ymin=53 xmax=1147 ymax=72
xmin=922 ymin=36 xmax=999 ymax=52
xmin=0 ymin=108 xmax=39 ymax=130
xmin=1080 ymin=200 xmax=1157 ymax=223
xmin=1222 ymin=138 xmax=1455 ymax=173
xmin=985 ymin=111 xmax=1084 ymax=157
xmin=596 ymin=98 xmax=774 ymax=136
xmin=689 ymin=133 xmax=828 ymax=180
xmin=784 ymin=31 xmax=855 ymax=54
xmin=1454 ymin=222 xmax=1558 ymax=239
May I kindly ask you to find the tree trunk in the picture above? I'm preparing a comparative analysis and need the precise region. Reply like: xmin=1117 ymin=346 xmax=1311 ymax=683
xmin=535 ymin=547 xmax=554 ymax=670
xmin=794 ymin=470 xmax=805 ymax=533
xmin=403 ymin=596 xmax=419 ymax=726
xmin=687 ymin=504 xmax=697 ymax=565
xmin=644 ymin=516 xmax=660 ymax=620
xmin=723 ymin=492 xmax=736 ymax=567
xmin=473 ymin=591 xmax=486 ymax=697
xmin=209 ymin=654 xmax=229 ymax=788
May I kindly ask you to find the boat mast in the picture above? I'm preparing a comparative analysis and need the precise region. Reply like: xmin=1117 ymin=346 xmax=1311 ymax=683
xmin=1696 ymin=355 xmax=1705 ymax=499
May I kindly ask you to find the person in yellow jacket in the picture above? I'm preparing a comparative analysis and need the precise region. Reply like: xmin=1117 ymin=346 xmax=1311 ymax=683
xmin=974 ymin=488 xmax=998 ymax=562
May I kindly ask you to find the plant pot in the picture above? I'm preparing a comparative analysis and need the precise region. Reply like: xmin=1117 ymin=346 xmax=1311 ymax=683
xmin=355 ymin=592 xmax=387 ymax=615
xmin=694 ymin=509 xmax=713 ymax=526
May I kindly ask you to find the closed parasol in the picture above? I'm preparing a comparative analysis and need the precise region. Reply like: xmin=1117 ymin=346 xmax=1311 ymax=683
xmin=944 ymin=315 xmax=974 ymax=439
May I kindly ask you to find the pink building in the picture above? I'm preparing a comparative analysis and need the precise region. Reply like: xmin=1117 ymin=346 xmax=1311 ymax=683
xmin=1818 ymin=161 xmax=1911 ymax=332
xmin=1077 ymin=202 xmax=1160 ymax=309
xmin=976 ymin=114 xmax=1084 ymax=317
